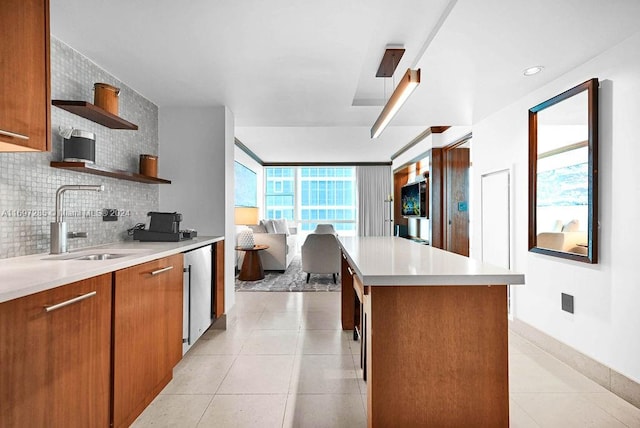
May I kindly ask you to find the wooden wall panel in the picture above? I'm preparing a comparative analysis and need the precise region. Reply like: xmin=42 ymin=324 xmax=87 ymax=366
xmin=430 ymin=148 xmax=444 ymax=249
xmin=445 ymin=147 xmax=470 ymax=256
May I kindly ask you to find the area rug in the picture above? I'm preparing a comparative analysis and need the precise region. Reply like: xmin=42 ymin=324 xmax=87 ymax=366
xmin=235 ymin=254 xmax=341 ymax=292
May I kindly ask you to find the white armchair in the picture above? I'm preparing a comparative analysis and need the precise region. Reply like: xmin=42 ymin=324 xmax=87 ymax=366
xmin=301 ymin=233 xmax=340 ymax=283
xmin=313 ymin=223 xmax=337 ymax=234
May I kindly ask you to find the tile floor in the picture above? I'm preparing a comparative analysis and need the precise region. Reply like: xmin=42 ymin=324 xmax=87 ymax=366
xmin=133 ymin=291 xmax=640 ymax=427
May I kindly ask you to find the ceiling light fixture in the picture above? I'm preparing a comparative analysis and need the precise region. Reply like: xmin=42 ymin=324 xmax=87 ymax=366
xmin=523 ymin=66 xmax=544 ymax=76
xmin=371 ymin=68 xmax=421 ymax=138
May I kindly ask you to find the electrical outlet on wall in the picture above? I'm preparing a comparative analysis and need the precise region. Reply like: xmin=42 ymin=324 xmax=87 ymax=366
xmin=103 ymin=208 xmax=118 ymax=222
xmin=561 ymin=293 xmax=574 ymax=314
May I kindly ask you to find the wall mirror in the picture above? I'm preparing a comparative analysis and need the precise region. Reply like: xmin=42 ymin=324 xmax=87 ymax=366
xmin=528 ymin=78 xmax=598 ymax=263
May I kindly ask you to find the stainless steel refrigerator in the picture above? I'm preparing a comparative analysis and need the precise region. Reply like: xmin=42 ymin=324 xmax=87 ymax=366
xmin=183 ymin=245 xmax=213 ymax=355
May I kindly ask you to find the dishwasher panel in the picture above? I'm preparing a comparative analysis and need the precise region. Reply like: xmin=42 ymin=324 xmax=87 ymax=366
xmin=183 ymin=245 xmax=213 ymax=355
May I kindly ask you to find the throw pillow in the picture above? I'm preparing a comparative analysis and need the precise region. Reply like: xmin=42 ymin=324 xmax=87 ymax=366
xmin=551 ymin=220 xmax=563 ymax=232
xmin=251 ymin=224 xmax=268 ymax=233
xmin=562 ymin=219 xmax=580 ymax=232
xmin=273 ymin=218 xmax=290 ymax=235
xmin=261 ymin=219 xmax=276 ymax=234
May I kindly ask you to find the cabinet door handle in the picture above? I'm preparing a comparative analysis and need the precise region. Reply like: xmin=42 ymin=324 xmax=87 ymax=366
xmin=150 ymin=266 xmax=174 ymax=276
xmin=347 ymin=266 xmax=354 ymax=276
xmin=44 ymin=291 xmax=96 ymax=313
xmin=0 ymin=129 xmax=29 ymax=140
xmin=342 ymin=253 xmax=347 ymax=260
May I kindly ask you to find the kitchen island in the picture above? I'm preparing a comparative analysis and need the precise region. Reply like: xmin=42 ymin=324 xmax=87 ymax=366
xmin=338 ymin=236 xmax=525 ymax=427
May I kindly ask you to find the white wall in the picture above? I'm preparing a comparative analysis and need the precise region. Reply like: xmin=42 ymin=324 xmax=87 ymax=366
xmin=223 ymin=108 xmax=236 ymax=311
xmin=392 ymin=134 xmax=434 ymax=171
xmin=159 ymin=106 xmax=236 ymax=312
xmin=471 ymin=32 xmax=640 ymax=383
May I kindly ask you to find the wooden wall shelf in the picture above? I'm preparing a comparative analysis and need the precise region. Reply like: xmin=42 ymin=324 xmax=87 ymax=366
xmin=50 ymin=162 xmax=171 ymax=184
xmin=52 ymin=100 xmax=138 ymax=130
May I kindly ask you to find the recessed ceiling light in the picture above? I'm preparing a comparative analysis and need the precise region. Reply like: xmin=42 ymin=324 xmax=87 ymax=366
xmin=523 ymin=66 xmax=544 ymax=76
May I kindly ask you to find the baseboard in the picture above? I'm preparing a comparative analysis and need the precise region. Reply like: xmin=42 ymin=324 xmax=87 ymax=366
xmin=509 ymin=319 xmax=640 ymax=409
xmin=211 ymin=314 xmax=227 ymax=330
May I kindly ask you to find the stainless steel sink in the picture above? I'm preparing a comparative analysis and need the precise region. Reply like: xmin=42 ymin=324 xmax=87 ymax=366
xmin=74 ymin=253 xmax=128 ymax=261
xmin=43 ymin=250 xmax=144 ymax=261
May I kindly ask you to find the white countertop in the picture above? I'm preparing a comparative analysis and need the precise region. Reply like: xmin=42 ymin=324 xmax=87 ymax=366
xmin=338 ymin=236 xmax=525 ymax=286
xmin=0 ymin=236 xmax=223 ymax=303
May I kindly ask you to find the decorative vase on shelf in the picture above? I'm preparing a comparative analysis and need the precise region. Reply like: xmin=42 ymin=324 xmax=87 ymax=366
xmin=237 ymin=228 xmax=255 ymax=249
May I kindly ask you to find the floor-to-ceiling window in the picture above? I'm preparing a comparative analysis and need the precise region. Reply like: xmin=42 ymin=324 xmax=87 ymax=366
xmin=264 ymin=167 xmax=295 ymax=221
xmin=265 ymin=166 xmax=356 ymax=235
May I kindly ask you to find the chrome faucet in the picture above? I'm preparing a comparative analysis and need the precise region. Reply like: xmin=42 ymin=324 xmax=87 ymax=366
xmin=50 ymin=184 xmax=104 ymax=254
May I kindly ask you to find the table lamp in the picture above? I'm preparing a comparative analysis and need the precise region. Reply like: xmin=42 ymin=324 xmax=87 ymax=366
xmin=235 ymin=207 xmax=259 ymax=249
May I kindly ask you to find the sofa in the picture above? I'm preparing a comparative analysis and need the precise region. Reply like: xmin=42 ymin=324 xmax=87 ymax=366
xmin=536 ymin=219 xmax=587 ymax=255
xmin=537 ymin=231 xmax=587 ymax=254
xmin=241 ymin=220 xmax=297 ymax=272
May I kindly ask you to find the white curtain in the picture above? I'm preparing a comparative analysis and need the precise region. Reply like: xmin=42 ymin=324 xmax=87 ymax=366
xmin=356 ymin=165 xmax=392 ymax=236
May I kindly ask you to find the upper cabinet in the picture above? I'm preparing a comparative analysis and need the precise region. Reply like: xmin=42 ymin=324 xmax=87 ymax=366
xmin=0 ymin=0 xmax=50 ymax=152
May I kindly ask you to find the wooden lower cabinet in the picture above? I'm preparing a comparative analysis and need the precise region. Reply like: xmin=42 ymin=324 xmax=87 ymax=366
xmin=112 ymin=253 xmax=184 ymax=428
xmin=213 ymin=240 xmax=225 ymax=319
xmin=0 ymin=274 xmax=112 ymax=427
xmin=365 ymin=285 xmax=509 ymax=426
xmin=340 ymin=251 xmax=355 ymax=331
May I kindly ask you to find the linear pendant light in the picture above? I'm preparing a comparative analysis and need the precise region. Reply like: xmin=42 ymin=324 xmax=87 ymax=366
xmin=371 ymin=68 xmax=421 ymax=138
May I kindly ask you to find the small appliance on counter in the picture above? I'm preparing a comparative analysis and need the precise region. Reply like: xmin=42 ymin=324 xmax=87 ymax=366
xmin=60 ymin=128 xmax=96 ymax=163
xmin=132 ymin=211 xmax=198 ymax=242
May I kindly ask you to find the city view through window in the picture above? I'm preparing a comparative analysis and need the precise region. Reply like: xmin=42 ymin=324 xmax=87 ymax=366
xmin=264 ymin=167 xmax=356 ymax=235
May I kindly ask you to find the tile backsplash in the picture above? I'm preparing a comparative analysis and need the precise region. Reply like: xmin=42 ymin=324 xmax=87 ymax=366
xmin=0 ymin=38 xmax=159 ymax=259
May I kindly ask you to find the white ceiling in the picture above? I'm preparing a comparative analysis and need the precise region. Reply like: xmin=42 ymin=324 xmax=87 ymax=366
xmin=50 ymin=0 xmax=640 ymax=163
